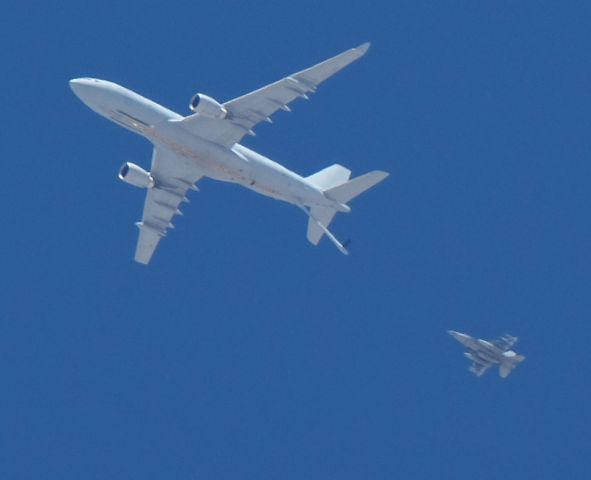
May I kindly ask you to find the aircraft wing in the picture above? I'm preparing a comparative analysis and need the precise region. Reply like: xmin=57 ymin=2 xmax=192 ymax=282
xmin=469 ymin=361 xmax=492 ymax=377
xmin=493 ymin=335 xmax=518 ymax=351
xmin=134 ymin=146 xmax=203 ymax=264
xmin=179 ymin=43 xmax=371 ymax=147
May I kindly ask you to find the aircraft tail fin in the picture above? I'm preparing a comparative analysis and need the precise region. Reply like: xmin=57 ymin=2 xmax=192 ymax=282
xmin=304 ymin=165 xmax=351 ymax=249
xmin=303 ymin=167 xmax=388 ymax=252
xmin=499 ymin=355 xmax=525 ymax=378
xmin=306 ymin=164 xmax=352 ymax=191
xmin=514 ymin=354 xmax=526 ymax=363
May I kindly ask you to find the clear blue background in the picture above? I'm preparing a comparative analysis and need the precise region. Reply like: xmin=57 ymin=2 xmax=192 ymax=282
xmin=1 ymin=1 xmax=590 ymax=478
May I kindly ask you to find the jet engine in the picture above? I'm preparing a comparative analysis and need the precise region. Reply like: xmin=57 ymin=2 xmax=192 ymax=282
xmin=118 ymin=162 xmax=155 ymax=188
xmin=189 ymin=93 xmax=228 ymax=119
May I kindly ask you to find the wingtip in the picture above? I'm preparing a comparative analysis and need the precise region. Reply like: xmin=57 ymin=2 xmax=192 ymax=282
xmin=356 ymin=42 xmax=371 ymax=55
xmin=134 ymin=256 xmax=150 ymax=266
xmin=367 ymin=170 xmax=390 ymax=184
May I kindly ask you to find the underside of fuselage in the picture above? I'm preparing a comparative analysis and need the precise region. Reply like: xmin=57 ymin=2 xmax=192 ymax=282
xmin=151 ymin=123 xmax=336 ymax=210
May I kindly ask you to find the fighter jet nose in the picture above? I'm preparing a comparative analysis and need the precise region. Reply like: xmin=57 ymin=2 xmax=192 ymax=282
xmin=448 ymin=330 xmax=468 ymax=342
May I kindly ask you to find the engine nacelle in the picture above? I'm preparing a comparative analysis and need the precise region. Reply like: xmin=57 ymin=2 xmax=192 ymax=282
xmin=189 ymin=93 xmax=228 ymax=119
xmin=118 ymin=162 xmax=155 ymax=189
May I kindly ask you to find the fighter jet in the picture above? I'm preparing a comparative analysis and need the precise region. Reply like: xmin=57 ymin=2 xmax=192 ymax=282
xmin=70 ymin=43 xmax=388 ymax=264
xmin=448 ymin=330 xmax=525 ymax=378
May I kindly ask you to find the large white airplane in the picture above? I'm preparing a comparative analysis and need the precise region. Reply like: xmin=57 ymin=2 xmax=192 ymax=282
xmin=70 ymin=43 xmax=388 ymax=264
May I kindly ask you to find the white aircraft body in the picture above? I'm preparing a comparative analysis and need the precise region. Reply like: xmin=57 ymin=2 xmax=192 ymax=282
xmin=448 ymin=330 xmax=525 ymax=378
xmin=70 ymin=43 xmax=388 ymax=264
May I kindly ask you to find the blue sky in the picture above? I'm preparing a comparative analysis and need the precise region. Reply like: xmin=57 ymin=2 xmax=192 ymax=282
xmin=2 ymin=1 xmax=591 ymax=479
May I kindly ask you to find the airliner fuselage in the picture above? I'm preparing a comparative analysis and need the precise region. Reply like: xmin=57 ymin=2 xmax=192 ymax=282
xmin=70 ymin=78 xmax=338 ymax=210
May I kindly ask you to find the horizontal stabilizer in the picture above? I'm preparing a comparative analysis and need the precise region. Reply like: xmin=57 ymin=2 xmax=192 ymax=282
xmin=514 ymin=354 xmax=526 ymax=363
xmin=325 ymin=170 xmax=389 ymax=204
xmin=470 ymin=364 xmax=489 ymax=377
xmin=499 ymin=355 xmax=524 ymax=378
xmin=307 ymin=206 xmax=338 ymax=245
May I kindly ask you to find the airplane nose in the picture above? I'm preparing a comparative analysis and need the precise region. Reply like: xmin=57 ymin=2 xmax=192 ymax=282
xmin=69 ymin=78 xmax=104 ymax=107
xmin=69 ymin=78 xmax=87 ymax=96
xmin=69 ymin=77 xmax=100 ymax=94
xmin=448 ymin=330 xmax=466 ymax=341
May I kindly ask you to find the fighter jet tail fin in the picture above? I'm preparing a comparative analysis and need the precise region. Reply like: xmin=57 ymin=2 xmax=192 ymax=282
xmin=499 ymin=355 xmax=525 ymax=378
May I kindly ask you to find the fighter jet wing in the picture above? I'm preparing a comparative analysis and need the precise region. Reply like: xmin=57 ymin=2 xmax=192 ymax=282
xmin=493 ymin=335 xmax=518 ymax=352
xmin=179 ymin=43 xmax=371 ymax=147
xmin=134 ymin=146 xmax=203 ymax=264
xmin=469 ymin=361 xmax=492 ymax=377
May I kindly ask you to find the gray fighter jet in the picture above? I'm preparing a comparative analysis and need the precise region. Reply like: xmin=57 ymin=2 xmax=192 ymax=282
xmin=448 ymin=331 xmax=525 ymax=378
